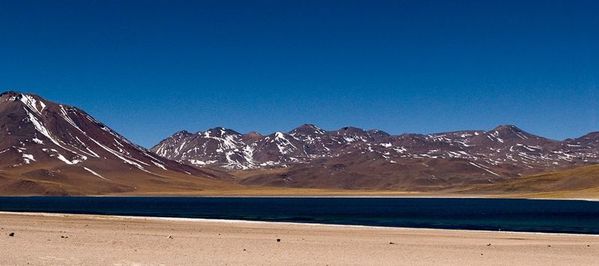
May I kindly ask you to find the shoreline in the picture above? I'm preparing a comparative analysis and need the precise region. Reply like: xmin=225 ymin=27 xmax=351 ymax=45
xmin=3 ymin=211 xmax=599 ymax=237
xmin=1 ymin=193 xmax=599 ymax=201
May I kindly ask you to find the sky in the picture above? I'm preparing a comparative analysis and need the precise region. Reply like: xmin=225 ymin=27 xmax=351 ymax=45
xmin=1 ymin=0 xmax=598 ymax=148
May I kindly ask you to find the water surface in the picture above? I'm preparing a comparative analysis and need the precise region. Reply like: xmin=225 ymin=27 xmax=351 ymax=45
xmin=1 ymin=197 xmax=598 ymax=234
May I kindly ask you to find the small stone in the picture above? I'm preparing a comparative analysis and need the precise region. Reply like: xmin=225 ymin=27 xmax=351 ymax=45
xmin=8 ymin=232 xmax=14 ymax=237
xmin=389 ymin=242 xmax=395 ymax=245
xmin=487 ymin=243 xmax=492 ymax=246
xmin=168 ymin=235 xmax=174 ymax=239
xmin=547 ymin=245 xmax=551 ymax=248
xmin=243 ymin=249 xmax=246 ymax=251
xmin=276 ymin=239 xmax=281 ymax=242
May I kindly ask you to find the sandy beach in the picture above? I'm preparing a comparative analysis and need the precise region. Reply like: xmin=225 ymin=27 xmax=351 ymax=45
xmin=1 ymin=212 xmax=598 ymax=265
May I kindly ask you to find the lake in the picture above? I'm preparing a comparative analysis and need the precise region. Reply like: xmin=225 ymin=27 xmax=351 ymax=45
xmin=1 ymin=197 xmax=598 ymax=234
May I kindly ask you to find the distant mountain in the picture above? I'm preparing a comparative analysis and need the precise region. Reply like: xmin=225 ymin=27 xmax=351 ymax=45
xmin=153 ymin=124 xmax=599 ymax=190
xmin=0 ymin=91 xmax=230 ymax=195
xmin=4 ymin=90 xmax=597 ymax=195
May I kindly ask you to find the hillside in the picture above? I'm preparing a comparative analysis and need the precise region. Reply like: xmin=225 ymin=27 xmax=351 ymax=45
xmin=0 ymin=91 xmax=234 ymax=195
xmin=464 ymin=164 xmax=599 ymax=198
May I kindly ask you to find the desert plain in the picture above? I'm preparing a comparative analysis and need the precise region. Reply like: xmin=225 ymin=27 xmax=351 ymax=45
xmin=1 ymin=212 xmax=598 ymax=265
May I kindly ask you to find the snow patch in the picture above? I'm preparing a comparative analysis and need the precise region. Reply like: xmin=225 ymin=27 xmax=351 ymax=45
xmin=22 ymin=154 xmax=35 ymax=164
xmin=83 ymin=167 xmax=109 ymax=181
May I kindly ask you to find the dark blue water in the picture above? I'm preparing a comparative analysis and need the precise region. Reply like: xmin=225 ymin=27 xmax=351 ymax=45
xmin=1 ymin=197 xmax=599 ymax=234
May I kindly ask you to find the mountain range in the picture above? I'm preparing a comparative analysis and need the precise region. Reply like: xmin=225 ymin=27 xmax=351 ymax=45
xmin=1 ymin=91 xmax=599 ymax=196
xmin=152 ymin=123 xmax=599 ymax=190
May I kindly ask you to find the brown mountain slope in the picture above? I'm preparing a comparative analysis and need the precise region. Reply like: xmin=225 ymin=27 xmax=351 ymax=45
xmin=0 ymin=91 xmax=234 ymax=195
xmin=237 ymin=154 xmax=510 ymax=191
xmin=463 ymin=164 xmax=599 ymax=197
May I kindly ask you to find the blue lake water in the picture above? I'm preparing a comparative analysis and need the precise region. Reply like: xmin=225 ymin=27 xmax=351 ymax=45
xmin=1 ymin=197 xmax=599 ymax=234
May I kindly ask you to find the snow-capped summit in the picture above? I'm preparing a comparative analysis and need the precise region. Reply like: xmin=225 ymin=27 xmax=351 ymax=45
xmin=202 ymin=127 xmax=241 ymax=138
xmin=289 ymin=124 xmax=326 ymax=136
xmin=489 ymin=125 xmax=538 ymax=140
xmin=0 ymin=91 xmax=222 ymax=195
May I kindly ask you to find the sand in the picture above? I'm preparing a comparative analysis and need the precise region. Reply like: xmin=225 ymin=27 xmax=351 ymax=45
xmin=1 ymin=212 xmax=598 ymax=265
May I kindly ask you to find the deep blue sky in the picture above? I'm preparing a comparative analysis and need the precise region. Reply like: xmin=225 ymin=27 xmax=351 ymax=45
xmin=1 ymin=0 xmax=598 ymax=147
